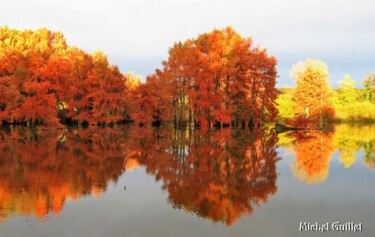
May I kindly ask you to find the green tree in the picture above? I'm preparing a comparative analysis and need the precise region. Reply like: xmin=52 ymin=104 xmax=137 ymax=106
xmin=363 ymin=72 xmax=375 ymax=102
xmin=275 ymin=88 xmax=295 ymax=120
xmin=333 ymin=75 xmax=358 ymax=119
xmin=339 ymin=75 xmax=357 ymax=104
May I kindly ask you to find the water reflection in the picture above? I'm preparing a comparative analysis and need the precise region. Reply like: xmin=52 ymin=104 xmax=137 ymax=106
xmin=0 ymin=126 xmax=279 ymax=225
xmin=279 ymin=124 xmax=375 ymax=184
xmin=0 ymin=126 xmax=128 ymax=222
xmin=124 ymin=128 xmax=279 ymax=225
xmin=333 ymin=125 xmax=375 ymax=170
xmin=290 ymin=130 xmax=335 ymax=184
xmin=1 ymin=124 xmax=375 ymax=226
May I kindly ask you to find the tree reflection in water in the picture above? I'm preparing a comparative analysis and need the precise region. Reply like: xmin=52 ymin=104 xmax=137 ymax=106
xmin=289 ymin=130 xmax=335 ymax=184
xmin=0 ymin=126 xmax=128 ymax=222
xmin=125 ymin=127 xmax=280 ymax=225
xmin=0 ymin=126 xmax=280 ymax=225
xmin=284 ymin=124 xmax=375 ymax=184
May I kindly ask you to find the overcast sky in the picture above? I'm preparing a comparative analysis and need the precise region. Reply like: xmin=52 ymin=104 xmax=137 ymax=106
xmin=1 ymin=0 xmax=374 ymax=87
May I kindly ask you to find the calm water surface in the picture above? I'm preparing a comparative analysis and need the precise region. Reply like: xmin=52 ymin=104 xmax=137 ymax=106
xmin=0 ymin=124 xmax=375 ymax=237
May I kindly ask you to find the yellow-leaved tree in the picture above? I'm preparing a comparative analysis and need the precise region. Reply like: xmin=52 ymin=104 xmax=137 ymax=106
xmin=334 ymin=75 xmax=358 ymax=119
xmin=290 ymin=59 xmax=335 ymax=126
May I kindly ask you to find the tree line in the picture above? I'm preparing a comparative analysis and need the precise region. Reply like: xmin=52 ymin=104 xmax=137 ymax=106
xmin=0 ymin=27 xmax=129 ymax=127
xmin=1 ymin=27 xmax=374 ymax=129
xmin=276 ymin=59 xmax=375 ymax=127
xmin=0 ymin=26 xmax=278 ymax=128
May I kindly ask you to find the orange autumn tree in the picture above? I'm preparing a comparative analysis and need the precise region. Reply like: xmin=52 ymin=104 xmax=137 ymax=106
xmin=86 ymin=51 xmax=127 ymax=124
xmin=133 ymin=27 xmax=278 ymax=128
xmin=289 ymin=59 xmax=335 ymax=126
xmin=1 ymin=26 xmax=277 ymax=127
xmin=162 ymin=41 xmax=200 ymax=126
xmin=0 ymin=26 xmax=130 ymax=126
xmin=128 ymin=72 xmax=174 ymax=125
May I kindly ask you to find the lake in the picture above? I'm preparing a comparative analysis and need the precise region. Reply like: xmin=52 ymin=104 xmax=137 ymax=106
xmin=0 ymin=124 xmax=374 ymax=237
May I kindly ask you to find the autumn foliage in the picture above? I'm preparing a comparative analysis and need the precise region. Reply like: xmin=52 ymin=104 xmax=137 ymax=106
xmin=277 ymin=70 xmax=375 ymax=124
xmin=125 ymin=27 xmax=279 ymax=128
xmin=0 ymin=27 xmax=129 ymax=126
xmin=290 ymin=59 xmax=335 ymax=124
xmin=0 ymin=26 xmax=278 ymax=128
